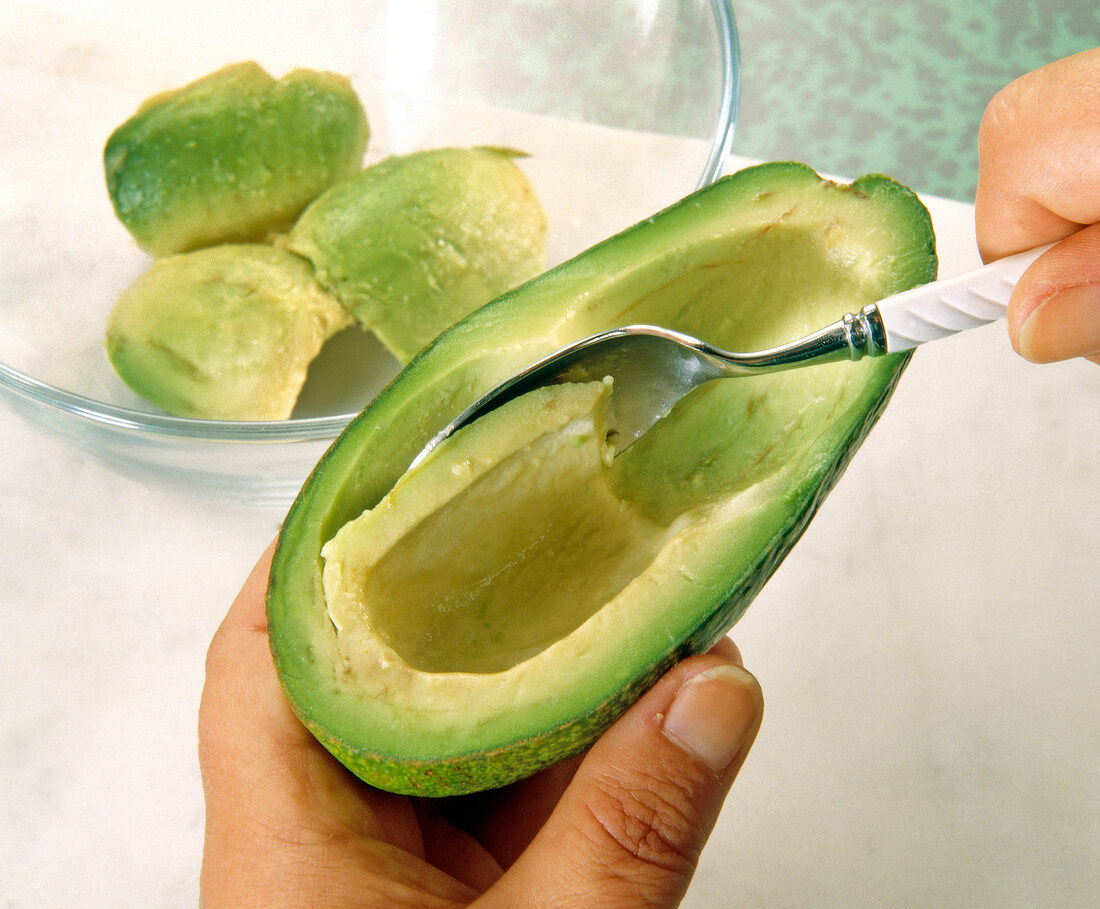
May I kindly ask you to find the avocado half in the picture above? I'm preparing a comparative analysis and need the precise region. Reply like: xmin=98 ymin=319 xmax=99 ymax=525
xmin=104 ymin=62 xmax=368 ymax=255
xmin=267 ymin=162 xmax=937 ymax=796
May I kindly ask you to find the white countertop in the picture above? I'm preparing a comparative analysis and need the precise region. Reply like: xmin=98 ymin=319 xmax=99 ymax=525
xmin=686 ymin=191 xmax=1100 ymax=908
xmin=2 ymin=2 xmax=1099 ymax=899
xmin=2 ymin=159 xmax=1097 ymax=906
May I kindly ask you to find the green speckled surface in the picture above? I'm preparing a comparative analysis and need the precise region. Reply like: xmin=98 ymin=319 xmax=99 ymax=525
xmin=735 ymin=0 xmax=1098 ymax=200
xmin=438 ymin=0 xmax=1097 ymax=201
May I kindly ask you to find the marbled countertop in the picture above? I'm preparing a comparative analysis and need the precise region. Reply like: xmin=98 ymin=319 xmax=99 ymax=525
xmin=1 ymin=2 xmax=1097 ymax=907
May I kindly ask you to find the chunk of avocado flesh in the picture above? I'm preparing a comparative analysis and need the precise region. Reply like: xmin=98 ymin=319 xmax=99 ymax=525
xmin=284 ymin=147 xmax=547 ymax=364
xmin=104 ymin=61 xmax=369 ymax=256
xmin=267 ymin=162 xmax=937 ymax=796
xmin=105 ymin=244 xmax=352 ymax=420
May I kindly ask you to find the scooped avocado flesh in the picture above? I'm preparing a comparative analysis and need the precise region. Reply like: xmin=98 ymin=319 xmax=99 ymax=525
xmin=321 ymin=379 xmax=682 ymax=675
xmin=284 ymin=147 xmax=547 ymax=363
xmin=105 ymin=244 xmax=352 ymax=419
xmin=267 ymin=162 xmax=938 ymax=796
xmin=104 ymin=62 xmax=368 ymax=255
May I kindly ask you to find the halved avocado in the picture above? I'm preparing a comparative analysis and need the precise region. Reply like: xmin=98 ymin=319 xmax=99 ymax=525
xmin=104 ymin=62 xmax=368 ymax=255
xmin=267 ymin=162 xmax=937 ymax=796
xmin=105 ymin=244 xmax=352 ymax=420
xmin=283 ymin=147 xmax=547 ymax=363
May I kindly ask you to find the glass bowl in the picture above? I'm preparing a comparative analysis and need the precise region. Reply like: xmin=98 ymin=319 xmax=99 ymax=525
xmin=0 ymin=0 xmax=740 ymax=510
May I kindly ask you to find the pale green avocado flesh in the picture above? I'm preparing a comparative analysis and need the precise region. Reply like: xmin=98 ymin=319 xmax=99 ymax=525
xmin=267 ymin=162 xmax=937 ymax=796
xmin=321 ymin=379 xmax=677 ymax=675
xmin=105 ymin=62 xmax=369 ymax=256
xmin=105 ymin=244 xmax=352 ymax=420
xmin=284 ymin=147 xmax=547 ymax=363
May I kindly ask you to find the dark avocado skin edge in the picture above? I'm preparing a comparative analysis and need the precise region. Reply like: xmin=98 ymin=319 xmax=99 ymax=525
xmin=267 ymin=162 xmax=936 ymax=795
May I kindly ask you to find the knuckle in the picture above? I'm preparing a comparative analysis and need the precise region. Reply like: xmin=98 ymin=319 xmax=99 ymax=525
xmin=581 ymin=763 xmax=706 ymax=887
xmin=978 ymin=82 xmax=1021 ymax=160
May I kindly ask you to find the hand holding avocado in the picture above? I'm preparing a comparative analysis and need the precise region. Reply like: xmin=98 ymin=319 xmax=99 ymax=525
xmin=975 ymin=47 xmax=1100 ymax=364
xmin=199 ymin=543 xmax=762 ymax=908
xmin=198 ymin=51 xmax=1096 ymax=908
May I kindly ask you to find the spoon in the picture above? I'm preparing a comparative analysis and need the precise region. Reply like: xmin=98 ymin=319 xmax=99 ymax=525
xmin=411 ymin=243 xmax=1048 ymax=468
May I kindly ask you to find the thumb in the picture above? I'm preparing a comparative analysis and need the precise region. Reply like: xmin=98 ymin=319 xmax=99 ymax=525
xmin=1006 ymin=224 xmax=1100 ymax=364
xmin=481 ymin=642 xmax=763 ymax=909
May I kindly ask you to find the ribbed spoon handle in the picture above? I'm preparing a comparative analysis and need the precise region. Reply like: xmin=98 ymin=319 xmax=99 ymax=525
xmin=877 ymin=243 xmax=1050 ymax=352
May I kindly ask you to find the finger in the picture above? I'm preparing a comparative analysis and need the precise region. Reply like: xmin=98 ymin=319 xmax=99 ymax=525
xmin=413 ymin=800 xmax=507 ymax=893
xmin=200 ymin=545 xmax=480 ymax=906
xmin=434 ymin=752 xmax=584 ymax=871
xmin=975 ymin=47 xmax=1100 ymax=262
xmin=199 ymin=543 xmax=421 ymax=854
xmin=199 ymin=540 xmax=331 ymax=796
xmin=438 ymin=637 xmax=744 ymax=876
xmin=199 ymin=539 xmax=296 ymax=770
xmin=708 ymin=633 xmax=741 ymax=663
xmin=479 ymin=649 xmax=763 ymax=909
xmin=1007 ymin=223 xmax=1100 ymax=363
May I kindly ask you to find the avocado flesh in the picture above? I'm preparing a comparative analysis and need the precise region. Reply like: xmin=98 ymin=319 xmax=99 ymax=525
xmin=105 ymin=62 xmax=369 ymax=256
xmin=321 ymin=379 xmax=680 ymax=675
xmin=105 ymin=244 xmax=352 ymax=420
xmin=284 ymin=147 xmax=547 ymax=363
xmin=608 ymin=222 xmax=879 ymax=523
xmin=267 ymin=162 xmax=937 ymax=796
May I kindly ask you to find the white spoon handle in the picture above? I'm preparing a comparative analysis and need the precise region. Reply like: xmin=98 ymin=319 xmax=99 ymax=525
xmin=878 ymin=243 xmax=1051 ymax=352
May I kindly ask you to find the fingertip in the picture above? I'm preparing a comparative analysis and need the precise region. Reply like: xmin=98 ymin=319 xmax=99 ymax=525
xmin=1016 ymin=283 xmax=1100 ymax=363
xmin=708 ymin=634 xmax=742 ymax=664
xmin=662 ymin=658 xmax=763 ymax=776
xmin=222 ymin=539 xmax=278 ymax=632
xmin=491 ymin=647 xmax=762 ymax=906
xmin=1008 ymin=226 xmax=1100 ymax=363
xmin=203 ymin=540 xmax=284 ymax=728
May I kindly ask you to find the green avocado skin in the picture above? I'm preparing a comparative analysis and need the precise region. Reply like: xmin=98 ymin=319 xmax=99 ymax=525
xmin=267 ymin=162 xmax=938 ymax=796
xmin=104 ymin=62 xmax=368 ymax=256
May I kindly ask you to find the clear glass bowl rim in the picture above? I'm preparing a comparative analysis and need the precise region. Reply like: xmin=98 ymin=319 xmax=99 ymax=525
xmin=0 ymin=0 xmax=740 ymax=444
